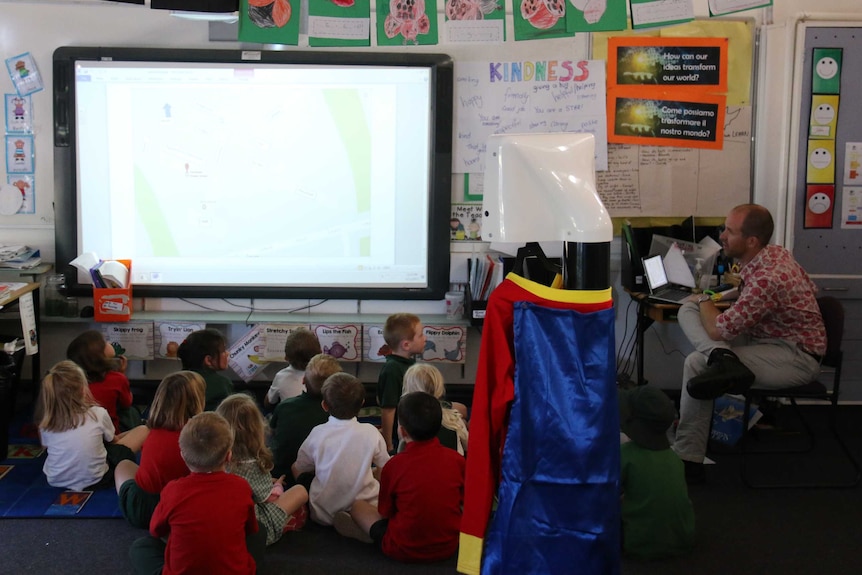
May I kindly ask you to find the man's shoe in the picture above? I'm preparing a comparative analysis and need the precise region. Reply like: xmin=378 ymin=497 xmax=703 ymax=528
xmin=686 ymin=348 xmax=755 ymax=400
xmin=683 ymin=460 xmax=706 ymax=485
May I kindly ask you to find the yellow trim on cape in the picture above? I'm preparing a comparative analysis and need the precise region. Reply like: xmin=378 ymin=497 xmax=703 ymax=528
xmin=506 ymin=272 xmax=613 ymax=304
xmin=457 ymin=533 xmax=484 ymax=575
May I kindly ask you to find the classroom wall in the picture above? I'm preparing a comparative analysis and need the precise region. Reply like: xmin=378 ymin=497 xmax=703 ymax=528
xmin=3 ymin=0 xmax=859 ymax=395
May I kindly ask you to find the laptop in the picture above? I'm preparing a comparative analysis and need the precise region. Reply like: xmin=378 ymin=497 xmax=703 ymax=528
xmin=641 ymin=254 xmax=694 ymax=304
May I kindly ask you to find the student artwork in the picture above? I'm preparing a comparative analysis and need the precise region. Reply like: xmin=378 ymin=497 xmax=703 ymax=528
xmin=238 ymin=0 xmax=300 ymax=45
xmin=5 ymin=94 xmax=32 ymax=134
xmin=708 ymin=0 xmax=771 ymax=17
xmin=101 ymin=323 xmax=155 ymax=361
xmin=260 ymin=323 xmax=312 ymax=361
xmin=4 ymin=53 xmax=44 ymax=97
xmin=308 ymin=0 xmax=371 ymax=47
xmin=443 ymin=0 xmax=504 ymax=43
xmin=629 ymin=0 xmax=694 ymax=30
xmin=376 ymin=0 xmax=438 ymax=46
xmin=422 ymin=325 xmax=466 ymax=363
xmin=567 ymin=0 xmax=627 ymax=32
xmin=155 ymin=322 xmax=205 ymax=359
xmin=5 ymin=135 xmax=34 ymax=174
xmin=513 ymin=0 xmax=571 ymax=40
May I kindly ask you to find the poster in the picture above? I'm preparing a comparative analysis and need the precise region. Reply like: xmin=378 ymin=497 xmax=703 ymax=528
xmin=363 ymin=324 xmax=388 ymax=362
xmin=450 ymin=203 xmax=483 ymax=240
xmin=228 ymin=325 xmax=267 ymax=383
xmin=102 ymin=323 xmax=155 ymax=360
xmin=454 ymin=59 xmax=607 ymax=173
xmin=607 ymin=89 xmax=726 ymax=150
xmin=260 ymin=323 xmax=311 ymax=361
xmin=313 ymin=324 xmax=361 ymax=362
xmin=421 ymin=325 xmax=466 ymax=363
xmin=155 ymin=322 xmax=204 ymax=359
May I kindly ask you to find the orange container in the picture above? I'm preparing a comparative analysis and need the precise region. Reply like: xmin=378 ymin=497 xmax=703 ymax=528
xmin=93 ymin=259 xmax=132 ymax=322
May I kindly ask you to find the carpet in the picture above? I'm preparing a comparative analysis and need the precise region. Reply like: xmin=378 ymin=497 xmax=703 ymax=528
xmin=0 ymin=423 xmax=123 ymax=518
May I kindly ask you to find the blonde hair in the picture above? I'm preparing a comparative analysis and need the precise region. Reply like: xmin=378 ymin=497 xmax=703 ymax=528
xmin=179 ymin=412 xmax=233 ymax=472
xmin=147 ymin=371 xmax=206 ymax=431
xmin=304 ymin=353 xmax=343 ymax=397
xmin=37 ymin=360 xmax=98 ymax=433
xmin=216 ymin=394 xmax=273 ymax=474
xmin=402 ymin=363 xmax=445 ymax=399
xmin=400 ymin=363 xmax=468 ymax=453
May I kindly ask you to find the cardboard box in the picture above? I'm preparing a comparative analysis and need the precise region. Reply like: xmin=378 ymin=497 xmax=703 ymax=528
xmin=94 ymin=259 xmax=132 ymax=322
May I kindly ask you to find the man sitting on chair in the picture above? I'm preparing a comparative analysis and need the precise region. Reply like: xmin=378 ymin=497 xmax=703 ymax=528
xmin=673 ymin=203 xmax=826 ymax=484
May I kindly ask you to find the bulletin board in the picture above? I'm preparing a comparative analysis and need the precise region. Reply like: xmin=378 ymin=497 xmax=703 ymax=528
xmin=790 ymin=25 xmax=862 ymax=279
xmin=592 ymin=19 xmax=755 ymax=218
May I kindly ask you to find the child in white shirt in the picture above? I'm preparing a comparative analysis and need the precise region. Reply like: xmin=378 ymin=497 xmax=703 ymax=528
xmin=265 ymin=328 xmax=322 ymax=410
xmin=292 ymin=373 xmax=390 ymax=526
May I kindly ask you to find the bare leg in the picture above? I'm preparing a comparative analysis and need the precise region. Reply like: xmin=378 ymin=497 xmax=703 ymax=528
xmin=274 ymin=484 xmax=308 ymax=516
xmin=350 ymin=499 xmax=383 ymax=534
xmin=114 ymin=459 xmax=139 ymax=494
xmin=117 ymin=425 xmax=149 ymax=453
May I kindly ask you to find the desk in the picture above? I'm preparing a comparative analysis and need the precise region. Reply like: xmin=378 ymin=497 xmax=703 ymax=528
xmin=1 ymin=282 xmax=40 ymax=455
xmin=626 ymin=290 xmax=729 ymax=385
xmin=0 ymin=281 xmax=41 ymax=384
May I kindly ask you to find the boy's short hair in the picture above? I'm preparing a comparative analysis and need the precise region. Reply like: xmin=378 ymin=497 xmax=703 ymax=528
xmin=618 ymin=386 xmax=675 ymax=451
xmin=383 ymin=313 xmax=420 ymax=348
xmin=179 ymin=412 xmax=234 ymax=472
xmin=321 ymin=373 xmax=365 ymax=420
xmin=284 ymin=328 xmax=322 ymax=370
xmin=304 ymin=353 xmax=342 ymax=397
xmin=397 ymin=392 xmax=442 ymax=442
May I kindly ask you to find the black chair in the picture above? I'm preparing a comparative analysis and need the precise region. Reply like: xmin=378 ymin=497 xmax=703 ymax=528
xmin=740 ymin=296 xmax=861 ymax=488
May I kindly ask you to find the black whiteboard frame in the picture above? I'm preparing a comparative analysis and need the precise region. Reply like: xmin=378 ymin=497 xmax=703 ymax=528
xmin=52 ymin=46 xmax=454 ymax=300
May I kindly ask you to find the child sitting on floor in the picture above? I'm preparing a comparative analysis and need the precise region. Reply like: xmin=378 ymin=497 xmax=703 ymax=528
xmin=270 ymin=353 xmax=343 ymax=480
xmin=37 ymin=361 xmax=147 ymax=491
xmin=129 ymin=412 xmax=261 ymax=575
xmin=334 ymin=391 xmax=465 ymax=563
xmin=114 ymin=370 xmax=206 ymax=528
xmin=292 ymin=372 xmax=390 ymax=526
xmin=401 ymin=363 xmax=469 ymax=455
xmin=264 ymin=327 xmax=321 ymax=410
xmin=619 ymin=386 xmax=695 ymax=560
xmin=217 ymin=394 xmax=309 ymax=545
xmin=177 ymin=328 xmax=234 ymax=411
xmin=66 ymin=329 xmax=138 ymax=433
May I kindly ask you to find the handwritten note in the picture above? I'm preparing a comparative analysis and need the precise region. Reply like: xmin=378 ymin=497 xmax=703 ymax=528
xmin=454 ymin=59 xmax=608 ymax=174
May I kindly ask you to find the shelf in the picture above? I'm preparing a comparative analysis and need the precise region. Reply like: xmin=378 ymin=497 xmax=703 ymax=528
xmin=41 ymin=311 xmax=472 ymax=326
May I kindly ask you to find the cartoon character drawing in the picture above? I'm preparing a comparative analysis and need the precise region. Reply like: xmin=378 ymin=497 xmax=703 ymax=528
xmin=248 ymin=0 xmax=292 ymax=28
xmin=384 ymin=0 xmax=430 ymax=44
xmin=13 ymin=140 xmax=26 ymax=163
xmin=324 ymin=341 xmax=349 ymax=359
xmin=15 ymin=61 xmax=29 ymax=78
xmin=450 ymin=218 xmax=466 ymax=240
xmin=12 ymin=97 xmax=26 ymax=121
xmin=11 ymin=179 xmax=30 ymax=197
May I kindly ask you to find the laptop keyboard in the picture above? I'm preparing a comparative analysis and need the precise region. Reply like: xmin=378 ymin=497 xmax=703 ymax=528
xmin=655 ymin=287 xmax=693 ymax=302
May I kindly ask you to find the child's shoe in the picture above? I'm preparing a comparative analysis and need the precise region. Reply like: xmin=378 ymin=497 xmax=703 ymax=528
xmin=283 ymin=503 xmax=308 ymax=532
xmin=333 ymin=511 xmax=373 ymax=544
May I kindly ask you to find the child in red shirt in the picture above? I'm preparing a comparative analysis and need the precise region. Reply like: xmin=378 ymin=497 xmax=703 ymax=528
xmin=115 ymin=371 xmax=206 ymax=528
xmin=334 ymin=391 xmax=465 ymax=562
xmin=67 ymin=329 xmax=138 ymax=433
xmin=129 ymin=411 xmax=261 ymax=575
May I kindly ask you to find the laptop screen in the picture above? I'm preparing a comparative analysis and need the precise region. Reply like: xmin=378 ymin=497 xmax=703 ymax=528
xmin=642 ymin=254 xmax=669 ymax=291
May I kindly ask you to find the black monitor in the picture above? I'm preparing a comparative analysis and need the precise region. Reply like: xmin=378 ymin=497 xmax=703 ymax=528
xmin=54 ymin=47 xmax=453 ymax=300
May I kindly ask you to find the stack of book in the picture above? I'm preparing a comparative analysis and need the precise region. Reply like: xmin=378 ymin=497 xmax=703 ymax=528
xmin=0 ymin=245 xmax=41 ymax=269
xmin=468 ymin=254 xmax=504 ymax=301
